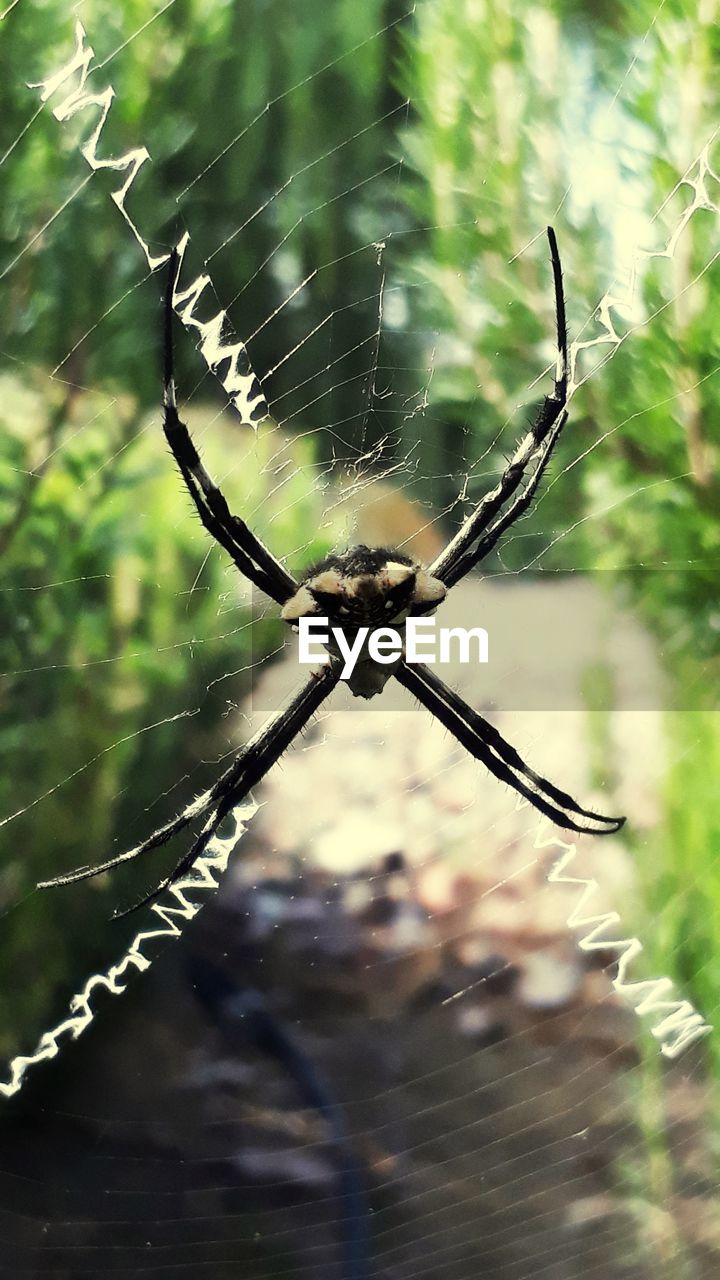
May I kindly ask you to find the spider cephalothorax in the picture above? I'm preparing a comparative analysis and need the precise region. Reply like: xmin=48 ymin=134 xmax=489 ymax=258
xmin=280 ymin=546 xmax=447 ymax=697
xmin=39 ymin=230 xmax=625 ymax=918
xmin=286 ymin=544 xmax=445 ymax=620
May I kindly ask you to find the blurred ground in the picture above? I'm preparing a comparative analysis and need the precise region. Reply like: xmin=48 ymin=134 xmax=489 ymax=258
xmin=1 ymin=578 xmax=716 ymax=1280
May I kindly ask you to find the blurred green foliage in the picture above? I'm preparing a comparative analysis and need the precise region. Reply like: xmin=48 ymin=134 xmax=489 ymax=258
xmin=397 ymin=0 xmax=719 ymax=655
xmin=647 ymin=700 xmax=720 ymax=1077
xmin=0 ymin=0 xmax=409 ymax=439
xmin=0 ymin=372 xmax=326 ymax=1048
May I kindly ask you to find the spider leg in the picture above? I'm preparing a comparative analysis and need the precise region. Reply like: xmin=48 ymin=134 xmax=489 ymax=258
xmin=395 ymin=662 xmax=625 ymax=835
xmin=163 ymin=249 xmax=297 ymax=606
xmin=111 ymin=788 xmax=239 ymax=919
xmin=430 ymin=227 xmax=569 ymax=589
xmin=443 ymin=407 xmax=567 ymax=580
xmin=37 ymin=783 xmax=223 ymax=889
xmin=38 ymin=667 xmax=340 ymax=904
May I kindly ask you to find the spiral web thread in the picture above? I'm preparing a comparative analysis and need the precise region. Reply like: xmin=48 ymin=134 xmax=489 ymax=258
xmin=34 ymin=20 xmax=269 ymax=425
xmin=0 ymin=800 xmax=258 ymax=1099
xmin=530 ymin=811 xmax=712 ymax=1060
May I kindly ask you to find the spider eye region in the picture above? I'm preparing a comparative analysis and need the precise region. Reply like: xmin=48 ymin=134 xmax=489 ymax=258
xmin=279 ymin=545 xmax=447 ymax=698
xmin=280 ymin=546 xmax=446 ymax=628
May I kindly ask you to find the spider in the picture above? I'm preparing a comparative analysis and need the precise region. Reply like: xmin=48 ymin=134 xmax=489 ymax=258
xmin=38 ymin=228 xmax=625 ymax=917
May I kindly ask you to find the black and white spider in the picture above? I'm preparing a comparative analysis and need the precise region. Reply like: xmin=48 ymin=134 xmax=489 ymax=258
xmin=39 ymin=228 xmax=625 ymax=916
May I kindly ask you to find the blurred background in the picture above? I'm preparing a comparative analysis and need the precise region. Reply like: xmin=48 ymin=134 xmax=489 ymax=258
xmin=0 ymin=1 xmax=719 ymax=1276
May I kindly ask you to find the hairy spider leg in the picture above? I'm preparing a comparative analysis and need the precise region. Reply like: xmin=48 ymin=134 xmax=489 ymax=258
xmin=431 ymin=226 xmax=569 ymax=588
xmin=445 ymin=407 xmax=568 ymax=579
xmin=163 ymin=248 xmax=297 ymax=605
xmin=39 ymin=668 xmax=340 ymax=913
xmin=395 ymin=661 xmax=625 ymax=835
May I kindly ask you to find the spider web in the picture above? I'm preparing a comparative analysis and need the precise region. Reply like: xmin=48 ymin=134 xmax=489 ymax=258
xmin=0 ymin=3 xmax=718 ymax=1278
